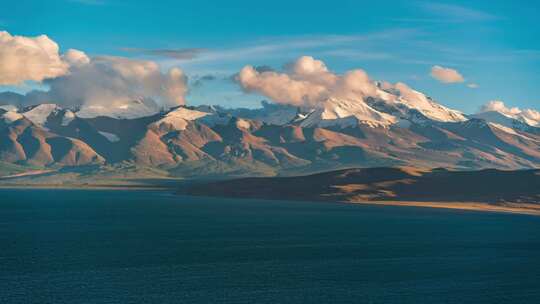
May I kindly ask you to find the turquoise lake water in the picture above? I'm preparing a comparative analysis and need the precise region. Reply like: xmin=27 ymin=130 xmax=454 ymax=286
xmin=1 ymin=189 xmax=539 ymax=303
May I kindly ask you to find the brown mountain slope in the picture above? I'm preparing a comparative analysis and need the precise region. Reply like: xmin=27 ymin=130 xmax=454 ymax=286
xmin=0 ymin=118 xmax=104 ymax=166
xmin=2 ymin=104 xmax=540 ymax=180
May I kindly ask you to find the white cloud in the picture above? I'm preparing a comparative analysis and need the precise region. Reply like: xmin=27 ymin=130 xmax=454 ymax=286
xmin=0 ymin=31 xmax=188 ymax=112
xmin=63 ymin=49 xmax=91 ymax=67
xmin=236 ymin=56 xmax=378 ymax=107
xmin=41 ymin=56 xmax=188 ymax=110
xmin=419 ymin=3 xmax=499 ymax=22
xmin=0 ymin=31 xmax=72 ymax=85
xmin=480 ymin=100 xmax=540 ymax=126
xmin=238 ymin=65 xmax=327 ymax=107
xmin=161 ymin=29 xmax=418 ymax=71
xmin=430 ymin=65 xmax=465 ymax=83
xmin=467 ymin=83 xmax=479 ymax=89
xmin=480 ymin=100 xmax=520 ymax=114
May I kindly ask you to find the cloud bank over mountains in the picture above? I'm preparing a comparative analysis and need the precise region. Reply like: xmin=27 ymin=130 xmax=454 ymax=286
xmin=0 ymin=31 xmax=538 ymax=121
xmin=237 ymin=56 xmax=383 ymax=107
xmin=42 ymin=56 xmax=187 ymax=110
xmin=0 ymin=31 xmax=188 ymax=112
xmin=236 ymin=55 xmax=463 ymax=117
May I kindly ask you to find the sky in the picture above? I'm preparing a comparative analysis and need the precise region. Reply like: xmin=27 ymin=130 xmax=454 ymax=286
xmin=0 ymin=0 xmax=539 ymax=113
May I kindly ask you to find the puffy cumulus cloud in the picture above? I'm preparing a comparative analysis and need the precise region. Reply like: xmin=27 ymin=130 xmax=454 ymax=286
xmin=0 ymin=31 xmax=188 ymax=113
xmin=236 ymin=56 xmax=377 ymax=107
xmin=379 ymin=81 xmax=433 ymax=108
xmin=237 ymin=65 xmax=327 ymax=106
xmin=480 ymin=100 xmax=540 ymax=125
xmin=0 ymin=31 xmax=71 ymax=85
xmin=41 ymin=56 xmax=188 ymax=109
xmin=62 ymin=49 xmax=90 ymax=67
xmin=430 ymin=65 xmax=465 ymax=83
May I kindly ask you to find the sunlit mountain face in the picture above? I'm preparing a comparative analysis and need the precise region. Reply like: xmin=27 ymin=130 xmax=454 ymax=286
xmin=1 ymin=79 xmax=539 ymax=181
xmin=2 ymin=3 xmax=540 ymax=304
xmin=1 ymin=1 xmax=539 ymax=181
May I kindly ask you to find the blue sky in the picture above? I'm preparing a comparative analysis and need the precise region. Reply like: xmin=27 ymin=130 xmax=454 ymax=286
xmin=1 ymin=0 xmax=539 ymax=112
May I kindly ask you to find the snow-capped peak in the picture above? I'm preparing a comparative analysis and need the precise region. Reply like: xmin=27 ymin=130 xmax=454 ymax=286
xmin=154 ymin=106 xmax=211 ymax=130
xmin=470 ymin=110 xmax=537 ymax=131
xmin=21 ymin=103 xmax=61 ymax=125
xmin=298 ymin=97 xmax=397 ymax=128
xmin=474 ymin=109 xmax=540 ymax=128
xmin=374 ymin=83 xmax=466 ymax=123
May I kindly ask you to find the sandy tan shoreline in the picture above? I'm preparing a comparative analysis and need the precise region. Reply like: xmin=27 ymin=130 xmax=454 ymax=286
xmin=1 ymin=184 xmax=538 ymax=216
xmin=356 ymin=201 xmax=540 ymax=216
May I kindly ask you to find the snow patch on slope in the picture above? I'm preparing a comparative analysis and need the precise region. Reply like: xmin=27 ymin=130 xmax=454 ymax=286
xmin=489 ymin=122 xmax=519 ymax=135
xmin=489 ymin=123 xmax=540 ymax=143
xmin=62 ymin=110 xmax=76 ymax=126
xmin=236 ymin=118 xmax=251 ymax=129
xmin=99 ymin=131 xmax=120 ymax=142
xmin=0 ymin=105 xmax=18 ymax=112
xmin=22 ymin=104 xmax=60 ymax=125
xmin=2 ymin=111 xmax=23 ymax=123
xmin=155 ymin=107 xmax=210 ymax=130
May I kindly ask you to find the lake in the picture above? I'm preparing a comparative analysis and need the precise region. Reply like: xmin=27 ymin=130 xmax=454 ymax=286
xmin=1 ymin=189 xmax=539 ymax=303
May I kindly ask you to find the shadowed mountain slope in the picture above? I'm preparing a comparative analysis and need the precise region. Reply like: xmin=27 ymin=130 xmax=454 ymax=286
xmin=182 ymin=167 xmax=540 ymax=205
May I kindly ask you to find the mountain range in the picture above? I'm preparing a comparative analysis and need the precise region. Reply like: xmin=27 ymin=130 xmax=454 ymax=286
xmin=1 ymin=84 xmax=539 ymax=184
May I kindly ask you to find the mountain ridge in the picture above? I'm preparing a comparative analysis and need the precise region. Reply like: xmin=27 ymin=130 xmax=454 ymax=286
xmin=1 ymin=91 xmax=539 ymax=182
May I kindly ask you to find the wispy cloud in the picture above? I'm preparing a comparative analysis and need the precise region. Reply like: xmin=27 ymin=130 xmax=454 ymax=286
xmin=323 ymin=49 xmax=395 ymax=60
xmin=121 ymin=47 xmax=208 ymax=60
xmin=160 ymin=29 xmax=418 ymax=68
xmin=511 ymin=49 xmax=540 ymax=60
xmin=418 ymin=2 xmax=500 ymax=22
xmin=441 ymin=49 xmax=540 ymax=63
xmin=389 ymin=3 xmax=500 ymax=24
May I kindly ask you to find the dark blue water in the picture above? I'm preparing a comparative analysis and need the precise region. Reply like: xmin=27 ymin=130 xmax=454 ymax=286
xmin=1 ymin=189 xmax=539 ymax=303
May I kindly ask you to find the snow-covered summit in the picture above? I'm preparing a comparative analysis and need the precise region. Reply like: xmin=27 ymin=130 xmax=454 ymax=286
xmin=374 ymin=83 xmax=466 ymax=123
xmin=21 ymin=103 xmax=61 ymax=125
xmin=473 ymin=109 xmax=540 ymax=128
xmin=297 ymin=97 xmax=397 ymax=128
xmin=154 ymin=106 xmax=211 ymax=130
